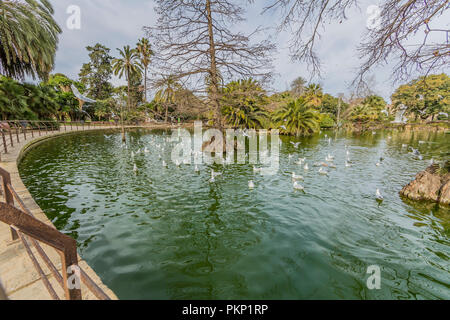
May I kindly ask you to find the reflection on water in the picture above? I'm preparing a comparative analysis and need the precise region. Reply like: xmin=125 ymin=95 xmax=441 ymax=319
xmin=19 ymin=128 xmax=449 ymax=300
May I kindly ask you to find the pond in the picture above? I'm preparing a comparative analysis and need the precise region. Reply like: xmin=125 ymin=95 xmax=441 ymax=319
xmin=18 ymin=128 xmax=449 ymax=300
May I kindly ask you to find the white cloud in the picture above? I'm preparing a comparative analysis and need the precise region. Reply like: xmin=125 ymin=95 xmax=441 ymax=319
xmin=49 ymin=0 xmax=449 ymax=102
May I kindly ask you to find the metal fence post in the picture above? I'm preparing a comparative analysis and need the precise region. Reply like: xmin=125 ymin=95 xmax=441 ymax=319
xmin=2 ymin=131 xmax=7 ymax=154
xmin=59 ymin=244 xmax=82 ymax=300
xmin=1 ymin=171 xmax=18 ymax=240
xmin=9 ymin=129 xmax=13 ymax=147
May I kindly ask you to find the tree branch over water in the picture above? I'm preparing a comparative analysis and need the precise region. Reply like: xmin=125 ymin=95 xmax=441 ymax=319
xmin=144 ymin=0 xmax=275 ymax=127
xmin=262 ymin=0 xmax=449 ymax=89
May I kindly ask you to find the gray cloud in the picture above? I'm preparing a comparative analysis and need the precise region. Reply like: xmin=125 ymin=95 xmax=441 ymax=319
xmin=50 ymin=0 xmax=449 ymax=102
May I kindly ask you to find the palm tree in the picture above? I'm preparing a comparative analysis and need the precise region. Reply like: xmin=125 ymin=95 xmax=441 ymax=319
xmin=272 ymin=98 xmax=320 ymax=136
xmin=221 ymin=79 xmax=268 ymax=129
xmin=136 ymin=38 xmax=154 ymax=102
xmin=349 ymin=105 xmax=369 ymax=123
xmin=154 ymin=76 xmax=182 ymax=122
xmin=112 ymin=46 xmax=142 ymax=111
xmin=0 ymin=77 xmax=28 ymax=119
xmin=0 ymin=0 xmax=61 ymax=80
xmin=304 ymin=83 xmax=323 ymax=108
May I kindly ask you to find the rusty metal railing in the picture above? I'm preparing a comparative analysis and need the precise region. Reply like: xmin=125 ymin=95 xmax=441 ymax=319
xmin=0 ymin=167 xmax=111 ymax=300
xmin=0 ymin=120 xmax=123 ymax=161
xmin=0 ymin=279 xmax=7 ymax=300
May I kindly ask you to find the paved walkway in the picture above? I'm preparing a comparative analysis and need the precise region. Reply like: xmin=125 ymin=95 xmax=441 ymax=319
xmin=0 ymin=125 xmax=120 ymax=300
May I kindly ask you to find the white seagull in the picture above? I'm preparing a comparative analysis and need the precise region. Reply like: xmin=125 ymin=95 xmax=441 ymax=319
xmin=253 ymin=166 xmax=262 ymax=173
xmin=293 ymin=181 xmax=304 ymax=191
xmin=292 ymin=172 xmax=304 ymax=180
xmin=376 ymin=189 xmax=384 ymax=201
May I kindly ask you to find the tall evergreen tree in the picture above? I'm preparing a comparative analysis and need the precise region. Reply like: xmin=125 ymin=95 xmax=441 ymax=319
xmin=79 ymin=44 xmax=114 ymax=100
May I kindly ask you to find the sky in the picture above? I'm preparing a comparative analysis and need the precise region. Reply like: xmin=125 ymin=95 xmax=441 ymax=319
xmin=49 ymin=0 xmax=449 ymax=102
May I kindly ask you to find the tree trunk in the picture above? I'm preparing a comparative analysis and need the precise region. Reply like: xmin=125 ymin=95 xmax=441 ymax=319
xmin=121 ymin=102 xmax=126 ymax=142
xmin=205 ymin=0 xmax=222 ymax=130
xmin=165 ymin=103 xmax=168 ymax=123
xmin=144 ymin=66 xmax=148 ymax=103
xmin=126 ymin=70 xmax=131 ymax=113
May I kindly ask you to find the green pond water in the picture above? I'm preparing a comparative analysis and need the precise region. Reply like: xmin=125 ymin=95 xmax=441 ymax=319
xmin=18 ymin=128 xmax=449 ymax=300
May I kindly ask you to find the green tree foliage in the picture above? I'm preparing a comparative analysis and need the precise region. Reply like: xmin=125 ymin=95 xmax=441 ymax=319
xmin=129 ymin=71 xmax=144 ymax=107
xmin=0 ymin=76 xmax=65 ymax=120
xmin=319 ymin=114 xmax=335 ymax=128
xmin=0 ymin=77 xmax=28 ymax=119
xmin=47 ymin=73 xmax=75 ymax=92
xmin=221 ymin=79 xmax=268 ymax=129
xmin=320 ymin=94 xmax=348 ymax=118
xmin=52 ymin=91 xmax=79 ymax=120
xmin=79 ymin=44 xmax=114 ymax=100
xmin=22 ymin=82 xmax=59 ymax=119
xmin=304 ymin=83 xmax=323 ymax=108
xmin=112 ymin=46 xmax=142 ymax=112
xmin=154 ymin=76 xmax=182 ymax=122
xmin=391 ymin=74 xmax=449 ymax=121
xmin=136 ymin=38 xmax=154 ymax=102
xmin=0 ymin=0 xmax=61 ymax=80
xmin=46 ymin=74 xmax=84 ymax=120
xmin=348 ymin=95 xmax=387 ymax=124
xmin=272 ymin=97 xmax=320 ymax=136
xmin=363 ymin=95 xmax=386 ymax=111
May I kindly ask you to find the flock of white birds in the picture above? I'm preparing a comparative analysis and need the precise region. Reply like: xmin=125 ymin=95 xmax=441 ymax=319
xmin=106 ymin=129 xmax=432 ymax=203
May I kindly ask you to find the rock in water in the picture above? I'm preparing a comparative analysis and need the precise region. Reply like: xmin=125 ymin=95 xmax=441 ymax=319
xmin=440 ymin=180 xmax=450 ymax=206
xmin=400 ymin=163 xmax=450 ymax=206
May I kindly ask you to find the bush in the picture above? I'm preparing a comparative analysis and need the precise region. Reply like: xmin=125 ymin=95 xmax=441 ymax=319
xmin=320 ymin=114 xmax=335 ymax=128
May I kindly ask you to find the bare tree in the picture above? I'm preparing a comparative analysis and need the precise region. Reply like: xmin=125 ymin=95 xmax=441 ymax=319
xmin=145 ymin=0 xmax=275 ymax=128
xmin=356 ymin=0 xmax=449 ymax=84
xmin=263 ymin=0 xmax=449 ymax=87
